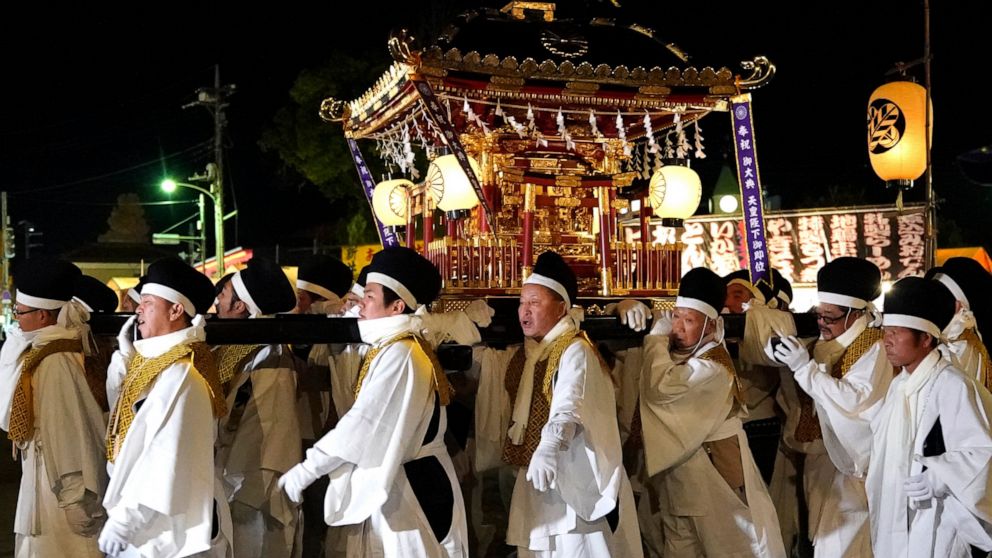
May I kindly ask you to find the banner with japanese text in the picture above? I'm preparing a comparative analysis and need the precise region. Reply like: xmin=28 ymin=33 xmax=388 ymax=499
xmin=624 ymin=204 xmax=927 ymax=284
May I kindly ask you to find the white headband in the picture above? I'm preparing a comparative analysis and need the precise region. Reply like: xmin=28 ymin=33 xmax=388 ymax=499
xmin=523 ymin=272 xmax=571 ymax=307
xmin=777 ymin=289 xmax=792 ymax=305
xmin=727 ymin=278 xmax=766 ymax=304
xmin=231 ymin=272 xmax=263 ymax=318
xmin=367 ymin=272 xmax=418 ymax=309
xmin=350 ymin=282 xmax=365 ymax=297
xmin=818 ymin=291 xmax=868 ymax=310
xmin=676 ymin=296 xmax=719 ymax=320
xmin=71 ymin=296 xmax=94 ymax=313
xmin=883 ymin=313 xmax=942 ymax=338
xmin=141 ymin=283 xmax=197 ymax=317
xmin=15 ymin=290 xmax=68 ymax=311
xmin=296 ymin=279 xmax=336 ymax=302
xmin=127 ymin=287 xmax=141 ymax=303
xmin=933 ymin=273 xmax=969 ymax=308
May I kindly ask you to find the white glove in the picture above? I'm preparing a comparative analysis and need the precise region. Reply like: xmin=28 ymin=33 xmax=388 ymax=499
xmin=98 ymin=517 xmax=131 ymax=556
xmin=904 ymin=470 xmax=948 ymax=505
xmin=116 ymin=314 xmax=137 ymax=360
xmin=278 ymin=461 xmax=320 ymax=504
xmin=526 ymin=439 xmax=560 ymax=492
xmin=613 ymin=299 xmax=650 ymax=332
xmin=649 ymin=309 xmax=674 ymax=336
xmin=774 ymin=335 xmax=811 ymax=371
xmin=464 ymin=299 xmax=496 ymax=328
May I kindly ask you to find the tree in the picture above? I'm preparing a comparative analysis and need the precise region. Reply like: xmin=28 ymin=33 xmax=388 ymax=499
xmin=259 ymin=51 xmax=390 ymax=246
xmin=99 ymin=193 xmax=150 ymax=243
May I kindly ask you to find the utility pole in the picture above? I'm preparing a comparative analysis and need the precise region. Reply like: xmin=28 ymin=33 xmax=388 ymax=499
xmin=1 ymin=192 xmax=12 ymax=333
xmin=184 ymin=65 xmax=235 ymax=277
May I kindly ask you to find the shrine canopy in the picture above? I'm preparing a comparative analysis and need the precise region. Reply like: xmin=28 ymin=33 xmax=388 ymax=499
xmin=321 ymin=2 xmax=773 ymax=156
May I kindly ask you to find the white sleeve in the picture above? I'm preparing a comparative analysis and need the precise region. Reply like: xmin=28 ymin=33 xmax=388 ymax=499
xmin=793 ymin=343 xmax=892 ymax=417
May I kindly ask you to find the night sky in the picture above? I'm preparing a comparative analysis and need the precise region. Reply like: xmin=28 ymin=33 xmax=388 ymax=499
xmin=2 ymin=1 xmax=989 ymax=259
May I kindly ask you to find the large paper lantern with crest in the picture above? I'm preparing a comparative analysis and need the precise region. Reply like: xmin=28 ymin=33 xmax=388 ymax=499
xmin=425 ymin=154 xmax=481 ymax=212
xmin=868 ymin=81 xmax=932 ymax=186
xmin=371 ymin=179 xmax=412 ymax=226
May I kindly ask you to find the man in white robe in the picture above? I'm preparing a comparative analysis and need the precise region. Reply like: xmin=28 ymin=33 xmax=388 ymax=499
xmin=854 ymin=277 xmax=990 ymax=556
xmin=639 ymin=266 xmax=785 ymax=557
xmin=926 ymin=257 xmax=992 ymax=391
xmin=0 ymin=258 xmax=107 ymax=558
xmin=279 ymin=246 xmax=468 ymax=556
xmin=773 ymin=257 xmax=892 ymax=557
xmin=214 ymin=257 xmax=302 ymax=558
xmin=723 ymin=269 xmax=784 ymax=485
xmin=99 ymin=256 xmax=231 ymax=557
xmin=291 ymin=254 xmax=355 ymax=558
xmin=486 ymin=251 xmax=640 ymax=557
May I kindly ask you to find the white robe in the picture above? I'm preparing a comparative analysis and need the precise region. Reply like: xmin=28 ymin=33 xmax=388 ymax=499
xmin=866 ymin=352 xmax=992 ymax=557
xmin=639 ymin=332 xmax=786 ymax=558
xmin=311 ymin=313 xmax=468 ymax=557
xmin=790 ymin=316 xmax=892 ymax=557
xmin=0 ymin=326 xmax=107 ymax=558
xmin=103 ymin=325 xmax=232 ymax=558
xmin=216 ymin=343 xmax=302 ymax=558
xmin=503 ymin=318 xmax=643 ymax=557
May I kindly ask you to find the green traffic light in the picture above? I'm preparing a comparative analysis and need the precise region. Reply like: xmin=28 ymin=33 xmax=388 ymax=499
xmin=161 ymin=179 xmax=178 ymax=193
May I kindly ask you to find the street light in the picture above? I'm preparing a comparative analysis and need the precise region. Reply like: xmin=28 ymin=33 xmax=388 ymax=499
xmin=160 ymin=170 xmax=226 ymax=278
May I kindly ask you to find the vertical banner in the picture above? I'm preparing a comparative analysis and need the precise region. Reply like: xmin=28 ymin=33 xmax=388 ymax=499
xmin=346 ymin=138 xmax=400 ymax=248
xmin=730 ymin=94 xmax=771 ymax=288
xmin=410 ymin=79 xmax=497 ymax=232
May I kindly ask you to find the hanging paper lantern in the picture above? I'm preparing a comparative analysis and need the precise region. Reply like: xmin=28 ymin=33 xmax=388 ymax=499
xmin=649 ymin=163 xmax=702 ymax=223
xmin=426 ymin=154 xmax=481 ymax=212
xmin=867 ymin=81 xmax=932 ymax=185
xmin=371 ymin=179 xmax=412 ymax=226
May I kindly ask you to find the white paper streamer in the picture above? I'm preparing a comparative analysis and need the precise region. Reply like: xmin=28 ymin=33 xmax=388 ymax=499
xmin=643 ymin=111 xmax=657 ymax=154
xmin=557 ymin=108 xmax=575 ymax=151
xmin=694 ymin=121 xmax=707 ymax=159
xmin=588 ymin=109 xmax=604 ymax=141
xmin=616 ymin=111 xmax=631 ymax=156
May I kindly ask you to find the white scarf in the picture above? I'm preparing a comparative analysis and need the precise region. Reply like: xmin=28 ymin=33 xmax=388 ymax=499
xmin=357 ymin=313 xmax=417 ymax=346
xmin=0 ymin=323 xmax=81 ymax=431
xmin=943 ymin=307 xmax=976 ymax=342
xmin=133 ymin=315 xmax=207 ymax=359
xmin=507 ymin=314 xmax=577 ymax=445
xmin=867 ymin=350 xmax=944 ymax=552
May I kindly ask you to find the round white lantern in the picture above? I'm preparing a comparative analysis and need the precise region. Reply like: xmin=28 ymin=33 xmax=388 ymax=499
xmin=648 ymin=164 xmax=702 ymax=221
xmin=371 ymin=179 xmax=412 ymax=226
xmin=426 ymin=154 xmax=481 ymax=212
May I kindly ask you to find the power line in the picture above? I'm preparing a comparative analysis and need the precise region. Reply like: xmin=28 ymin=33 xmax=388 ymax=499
xmin=17 ymin=142 xmax=212 ymax=194
xmin=6 ymin=197 xmax=198 ymax=207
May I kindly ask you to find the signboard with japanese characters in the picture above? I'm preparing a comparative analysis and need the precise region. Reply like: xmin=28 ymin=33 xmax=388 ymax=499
xmin=625 ymin=204 xmax=927 ymax=285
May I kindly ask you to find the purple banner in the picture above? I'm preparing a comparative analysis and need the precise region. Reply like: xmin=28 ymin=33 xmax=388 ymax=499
xmin=411 ymin=79 xmax=496 ymax=231
xmin=347 ymin=138 xmax=400 ymax=248
xmin=730 ymin=97 xmax=771 ymax=289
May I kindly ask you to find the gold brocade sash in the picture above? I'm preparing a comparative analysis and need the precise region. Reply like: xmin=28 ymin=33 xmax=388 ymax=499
xmin=794 ymin=327 xmax=884 ymax=443
xmin=214 ymin=344 xmax=264 ymax=394
xmin=7 ymin=338 xmax=84 ymax=443
xmin=502 ymin=330 xmax=598 ymax=467
xmin=106 ymin=341 xmax=227 ymax=461
xmin=697 ymin=344 xmax=745 ymax=406
xmin=960 ymin=328 xmax=992 ymax=393
xmin=353 ymin=332 xmax=452 ymax=406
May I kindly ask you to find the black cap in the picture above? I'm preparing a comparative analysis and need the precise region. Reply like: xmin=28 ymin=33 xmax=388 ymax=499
xmin=14 ymin=257 xmax=82 ymax=309
xmin=724 ymin=269 xmax=766 ymax=304
xmin=143 ymin=256 xmax=216 ymax=316
xmin=817 ymin=257 xmax=882 ymax=309
xmin=233 ymin=258 xmax=297 ymax=316
xmin=678 ymin=267 xmax=726 ymax=319
xmin=883 ymin=277 xmax=956 ymax=336
xmin=525 ymin=251 xmax=578 ymax=307
xmin=366 ymin=247 xmax=442 ymax=309
xmin=297 ymin=255 xmax=354 ymax=299
xmin=74 ymin=275 xmax=119 ymax=313
xmin=771 ymin=268 xmax=793 ymax=307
